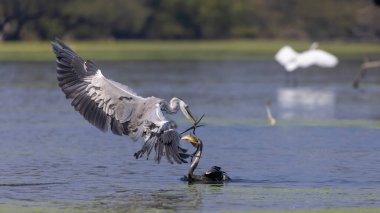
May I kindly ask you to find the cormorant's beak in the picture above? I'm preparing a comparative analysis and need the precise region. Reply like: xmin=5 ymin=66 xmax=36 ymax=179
xmin=181 ymin=134 xmax=199 ymax=147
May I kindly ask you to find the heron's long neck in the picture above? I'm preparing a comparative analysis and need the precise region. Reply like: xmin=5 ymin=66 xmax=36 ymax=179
xmin=168 ymin=97 xmax=181 ymax=113
xmin=188 ymin=141 xmax=203 ymax=179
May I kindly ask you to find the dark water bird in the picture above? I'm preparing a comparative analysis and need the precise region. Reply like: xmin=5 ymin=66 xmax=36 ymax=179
xmin=181 ymin=134 xmax=230 ymax=183
xmin=51 ymin=39 xmax=202 ymax=164
xmin=353 ymin=58 xmax=380 ymax=89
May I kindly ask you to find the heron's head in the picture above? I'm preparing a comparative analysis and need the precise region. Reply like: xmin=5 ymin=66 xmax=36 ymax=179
xmin=310 ymin=42 xmax=319 ymax=50
xmin=181 ymin=134 xmax=200 ymax=148
xmin=178 ymin=99 xmax=197 ymax=125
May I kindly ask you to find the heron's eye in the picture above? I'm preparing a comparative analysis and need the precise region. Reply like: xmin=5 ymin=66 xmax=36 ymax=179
xmin=160 ymin=103 xmax=166 ymax=111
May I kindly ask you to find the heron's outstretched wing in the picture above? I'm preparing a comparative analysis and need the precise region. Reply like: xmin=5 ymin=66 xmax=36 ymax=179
xmin=51 ymin=39 xmax=144 ymax=138
xmin=51 ymin=39 xmax=188 ymax=164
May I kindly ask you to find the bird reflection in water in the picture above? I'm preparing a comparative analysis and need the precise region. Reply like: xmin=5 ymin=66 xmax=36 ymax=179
xmin=277 ymin=87 xmax=335 ymax=119
xmin=180 ymin=134 xmax=231 ymax=184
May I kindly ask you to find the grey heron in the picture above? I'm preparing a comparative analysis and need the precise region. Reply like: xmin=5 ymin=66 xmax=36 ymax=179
xmin=51 ymin=39 xmax=201 ymax=164
xmin=181 ymin=134 xmax=230 ymax=183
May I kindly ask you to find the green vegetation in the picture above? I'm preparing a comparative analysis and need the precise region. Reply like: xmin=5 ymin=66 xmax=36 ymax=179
xmin=0 ymin=39 xmax=379 ymax=61
xmin=1 ymin=0 xmax=379 ymax=41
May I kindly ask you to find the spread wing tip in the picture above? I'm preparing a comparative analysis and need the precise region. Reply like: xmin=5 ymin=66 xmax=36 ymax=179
xmin=51 ymin=38 xmax=71 ymax=51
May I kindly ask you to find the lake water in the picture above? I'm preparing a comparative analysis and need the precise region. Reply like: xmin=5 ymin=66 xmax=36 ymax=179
xmin=1 ymin=60 xmax=380 ymax=212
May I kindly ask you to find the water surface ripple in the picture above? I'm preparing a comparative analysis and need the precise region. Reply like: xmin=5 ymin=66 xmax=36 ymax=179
xmin=0 ymin=61 xmax=380 ymax=211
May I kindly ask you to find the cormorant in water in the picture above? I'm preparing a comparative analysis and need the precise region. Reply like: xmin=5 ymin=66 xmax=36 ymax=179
xmin=181 ymin=134 xmax=230 ymax=183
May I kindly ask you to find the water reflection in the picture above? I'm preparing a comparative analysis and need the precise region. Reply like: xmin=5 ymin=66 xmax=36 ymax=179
xmin=83 ymin=185 xmax=203 ymax=211
xmin=277 ymin=87 xmax=336 ymax=119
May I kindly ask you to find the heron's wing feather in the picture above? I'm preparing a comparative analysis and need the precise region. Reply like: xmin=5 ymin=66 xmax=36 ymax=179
xmin=52 ymin=38 xmax=143 ymax=136
xmin=135 ymin=129 xmax=188 ymax=164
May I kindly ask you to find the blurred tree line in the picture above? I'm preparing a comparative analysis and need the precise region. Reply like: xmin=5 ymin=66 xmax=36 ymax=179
xmin=0 ymin=0 xmax=379 ymax=41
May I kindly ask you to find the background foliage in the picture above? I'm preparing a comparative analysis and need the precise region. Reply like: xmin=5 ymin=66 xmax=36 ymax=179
xmin=0 ymin=0 xmax=379 ymax=41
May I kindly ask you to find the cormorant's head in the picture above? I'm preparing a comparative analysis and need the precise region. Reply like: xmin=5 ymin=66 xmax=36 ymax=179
xmin=181 ymin=134 xmax=200 ymax=148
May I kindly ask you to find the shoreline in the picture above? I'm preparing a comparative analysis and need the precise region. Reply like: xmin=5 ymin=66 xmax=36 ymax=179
xmin=0 ymin=39 xmax=379 ymax=61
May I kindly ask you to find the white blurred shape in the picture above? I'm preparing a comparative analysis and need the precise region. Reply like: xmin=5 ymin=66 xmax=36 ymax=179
xmin=275 ymin=43 xmax=338 ymax=72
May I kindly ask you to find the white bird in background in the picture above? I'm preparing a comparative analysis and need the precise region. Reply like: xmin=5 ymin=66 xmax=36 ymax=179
xmin=275 ymin=42 xmax=339 ymax=72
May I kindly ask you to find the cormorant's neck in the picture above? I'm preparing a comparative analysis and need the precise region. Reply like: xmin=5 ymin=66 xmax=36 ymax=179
xmin=188 ymin=140 xmax=203 ymax=179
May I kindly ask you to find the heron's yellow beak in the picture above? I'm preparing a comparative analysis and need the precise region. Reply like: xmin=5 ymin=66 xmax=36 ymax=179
xmin=181 ymin=134 xmax=200 ymax=146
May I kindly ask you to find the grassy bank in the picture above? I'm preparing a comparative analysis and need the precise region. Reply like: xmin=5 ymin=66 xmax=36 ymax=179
xmin=0 ymin=39 xmax=379 ymax=61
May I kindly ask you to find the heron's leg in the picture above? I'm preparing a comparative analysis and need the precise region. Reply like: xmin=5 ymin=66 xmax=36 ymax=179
xmin=285 ymin=72 xmax=292 ymax=87
xmin=293 ymin=71 xmax=298 ymax=87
